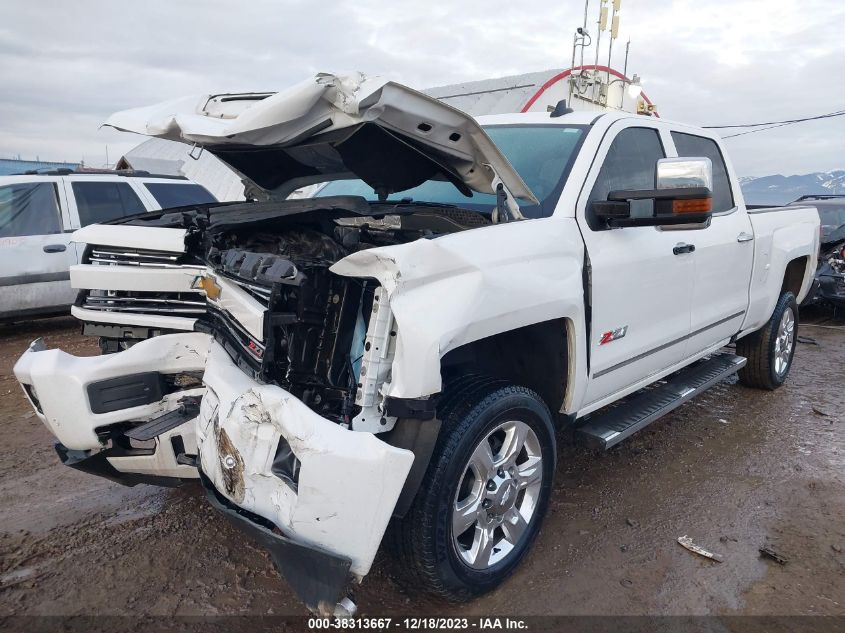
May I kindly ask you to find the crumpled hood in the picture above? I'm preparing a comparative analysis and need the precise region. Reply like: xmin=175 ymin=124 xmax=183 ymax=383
xmin=104 ymin=72 xmax=537 ymax=204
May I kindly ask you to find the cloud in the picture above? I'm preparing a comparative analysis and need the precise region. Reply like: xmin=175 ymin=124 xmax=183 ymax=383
xmin=1 ymin=0 xmax=843 ymax=176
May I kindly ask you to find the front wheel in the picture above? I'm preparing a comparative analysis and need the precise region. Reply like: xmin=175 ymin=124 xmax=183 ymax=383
xmin=388 ymin=378 xmax=556 ymax=601
xmin=736 ymin=291 xmax=798 ymax=390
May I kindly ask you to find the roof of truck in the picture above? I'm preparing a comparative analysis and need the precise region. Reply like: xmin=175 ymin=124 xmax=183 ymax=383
xmin=476 ymin=110 xmax=721 ymax=141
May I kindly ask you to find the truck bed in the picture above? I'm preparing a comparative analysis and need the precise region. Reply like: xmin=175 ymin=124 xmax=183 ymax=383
xmin=742 ymin=204 xmax=820 ymax=336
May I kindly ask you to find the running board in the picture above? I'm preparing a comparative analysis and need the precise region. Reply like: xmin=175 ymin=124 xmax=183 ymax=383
xmin=576 ymin=354 xmax=746 ymax=450
xmin=125 ymin=396 xmax=201 ymax=442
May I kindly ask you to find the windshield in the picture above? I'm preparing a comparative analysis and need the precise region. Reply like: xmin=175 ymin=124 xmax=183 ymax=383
xmin=317 ymin=124 xmax=587 ymax=218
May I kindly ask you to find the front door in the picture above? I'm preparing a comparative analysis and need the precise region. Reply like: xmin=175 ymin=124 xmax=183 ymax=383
xmin=0 ymin=177 xmax=77 ymax=318
xmin=576 ymin=123 xmax=697 ymax=410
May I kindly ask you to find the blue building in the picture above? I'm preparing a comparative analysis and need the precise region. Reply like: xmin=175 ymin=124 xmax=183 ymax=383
xmin=0 ymin=158 xmax=80 ymax=176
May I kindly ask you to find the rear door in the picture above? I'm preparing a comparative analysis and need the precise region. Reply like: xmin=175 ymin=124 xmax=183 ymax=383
xmin=0 ymin=177 xmax=78 ymax=317
xmin=669 ymin=132 xmax=753 ymax=355
xmin=576 ymin=122 xmax=696 ymax=410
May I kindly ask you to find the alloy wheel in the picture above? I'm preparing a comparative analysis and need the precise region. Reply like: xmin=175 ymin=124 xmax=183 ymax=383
xmin=451 ymin=420 xmax=543 ymax=570
xmin=774 ymin=307 xmax=795 ymax=376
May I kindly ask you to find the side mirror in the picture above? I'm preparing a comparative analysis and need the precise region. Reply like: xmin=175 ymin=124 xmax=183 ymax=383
xmin=592 ymin=157 xmax=714 ymax=227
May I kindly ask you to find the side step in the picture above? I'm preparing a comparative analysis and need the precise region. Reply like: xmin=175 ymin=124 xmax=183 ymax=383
xmin=576 ymin=354 xmax=746 ymax=450
xmin=125 ymin=396 xmax=201 ymax=442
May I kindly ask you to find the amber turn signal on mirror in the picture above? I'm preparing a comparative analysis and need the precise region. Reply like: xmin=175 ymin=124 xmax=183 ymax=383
xmin=672 ymin=198 xmax=712 ymax=214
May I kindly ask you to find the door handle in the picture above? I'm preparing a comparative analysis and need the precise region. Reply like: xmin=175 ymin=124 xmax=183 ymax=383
xmin=43 ymin=244 xmax=67 ymax=253
xmin=673 ymin=243 xmax=695 ymax=255
xmin=737 ymin=232 xmax=754 ymax=243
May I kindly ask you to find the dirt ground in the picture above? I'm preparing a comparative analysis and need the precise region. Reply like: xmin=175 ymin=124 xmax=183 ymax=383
xmin=0 ymin=313 xmax=843 ymax=620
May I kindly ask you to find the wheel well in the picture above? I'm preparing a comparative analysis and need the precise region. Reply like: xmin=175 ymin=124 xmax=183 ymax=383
xmin=440 ymin=318 xmax=569 ymax=415
xmin=781 ymin=256 xmax=809 ymax=297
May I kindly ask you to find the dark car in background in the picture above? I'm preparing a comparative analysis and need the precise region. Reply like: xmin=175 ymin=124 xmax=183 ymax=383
xmin=788 ymin=195 xmax=845 ymax=308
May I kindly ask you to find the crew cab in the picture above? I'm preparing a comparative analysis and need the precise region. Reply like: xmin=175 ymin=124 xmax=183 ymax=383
xmin=0 ymin=171 xmax=216 ymax=322
xmin=13 ymin=73 xmax=819 ymax=615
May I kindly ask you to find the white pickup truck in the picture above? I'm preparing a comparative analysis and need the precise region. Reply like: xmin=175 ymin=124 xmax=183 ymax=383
xmin=14 ymin=73 xmax=819 ymax=615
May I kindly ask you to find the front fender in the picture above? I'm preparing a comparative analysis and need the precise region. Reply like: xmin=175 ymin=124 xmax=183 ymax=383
xmin=331 ymin=217 xmax=587 ymax=403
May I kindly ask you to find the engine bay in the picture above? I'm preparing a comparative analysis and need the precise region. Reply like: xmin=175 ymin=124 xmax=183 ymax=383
xmin=98 ymin=196 xmax=490 ymax=426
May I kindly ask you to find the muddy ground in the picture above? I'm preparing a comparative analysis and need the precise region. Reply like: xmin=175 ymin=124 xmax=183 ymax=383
xmin=0 ymin=313 xmax=843 ymax=622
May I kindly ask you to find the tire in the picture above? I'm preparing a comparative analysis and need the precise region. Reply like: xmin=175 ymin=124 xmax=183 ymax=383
xmin=736 ymin=291 xmax=798 ymax=390
xmin=388 ymin=376 xmax=556 ymax=601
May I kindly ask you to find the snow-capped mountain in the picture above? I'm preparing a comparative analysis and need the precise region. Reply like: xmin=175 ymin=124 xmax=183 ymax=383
xmin=739 ymin=171 xmax=845 ymax=205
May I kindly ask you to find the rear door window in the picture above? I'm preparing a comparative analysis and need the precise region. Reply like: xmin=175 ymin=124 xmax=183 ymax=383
xmin=72 ymin=181 xmax=146 ymax=226
xmin=143 ymin=182 xmax=217 ymax=209
xmin=0 ymin=182 xmax=63 ymax=237
xmin=587 ymin=127 xmax=666 ymax=228
xmin=671 ymin=132 xmax=735 ymax=213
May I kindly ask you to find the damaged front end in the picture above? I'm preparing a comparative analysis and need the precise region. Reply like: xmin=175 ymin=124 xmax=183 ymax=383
xmin=197 ymin=342 xmax=413 ymax=614
xmin=13 ymin=333 xmax=209 ymax=485
xmin=115 ymin=198 xmax=482 ymax=612
xmin=15 ymin=72 xmax=543 ymax=613
xmin=814 ymin=240 xmax=845 ymax=307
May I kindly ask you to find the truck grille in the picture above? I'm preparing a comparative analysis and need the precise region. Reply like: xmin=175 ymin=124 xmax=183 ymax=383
xmin=88 ymin=246 xmax=183 ymax=268
xmin=82 ymin=289 xmax=207 ymax=315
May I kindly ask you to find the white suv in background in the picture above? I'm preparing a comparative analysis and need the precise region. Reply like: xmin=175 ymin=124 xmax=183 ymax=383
xmin=0 ymin=170 xmax=216 ymax=321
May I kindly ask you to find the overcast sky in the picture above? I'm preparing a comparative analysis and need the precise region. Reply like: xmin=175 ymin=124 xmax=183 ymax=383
xmin=1 ymin=0 xmax=843 ymax=177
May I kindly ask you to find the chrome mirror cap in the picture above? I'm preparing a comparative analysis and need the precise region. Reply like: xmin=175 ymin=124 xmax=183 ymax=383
xmin=657 ymin=157 xmax=713 ymax=191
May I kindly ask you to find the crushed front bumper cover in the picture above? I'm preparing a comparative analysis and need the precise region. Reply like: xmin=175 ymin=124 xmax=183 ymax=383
xmin=13 ymin=333 xmax=210 ymax=483
xmin=197 ymin=341 xmax=415 ymax=612
xmin=200 ymin=469 xmax=352 ymax=614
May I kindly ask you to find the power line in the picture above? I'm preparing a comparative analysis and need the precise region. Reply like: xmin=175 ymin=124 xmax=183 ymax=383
xmin=704 ymin=108 xmax=845 ymax=130
xmin=721 ymin=121 xmax=797 ymax=139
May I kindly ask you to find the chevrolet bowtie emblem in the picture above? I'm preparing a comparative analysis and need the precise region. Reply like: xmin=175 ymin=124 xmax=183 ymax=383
xmin=192 ymin=274 xmax=222 ymax=300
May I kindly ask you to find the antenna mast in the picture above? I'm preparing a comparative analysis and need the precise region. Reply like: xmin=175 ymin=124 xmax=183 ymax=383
xmin=606 ymin=0 xmax=621 ymax=96
xmin=621 ymin=38 xmax=631 ymax=108
xmin=570 ymin=0 xmax=591 ymax=101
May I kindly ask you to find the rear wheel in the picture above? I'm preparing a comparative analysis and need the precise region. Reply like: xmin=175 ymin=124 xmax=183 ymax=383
xmin=389 ymin=377 xmax=556 ymax=601
xmin=736 ymin=291 xmax=798 ymax=390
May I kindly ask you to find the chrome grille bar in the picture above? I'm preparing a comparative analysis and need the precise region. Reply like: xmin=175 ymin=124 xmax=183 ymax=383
xmin=88 ymin=246 xmax=182 ymax=268
xmin=82 ymin=289 xmax=206 ymax=316
xmin=84 ymin=296 xmax=205 ymax=307
xmin=82 ymin=304 xmax=205 ymax=314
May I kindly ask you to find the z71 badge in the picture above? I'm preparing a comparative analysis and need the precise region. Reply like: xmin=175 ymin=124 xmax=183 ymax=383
xmin=599 ymin=326 xmax=628 ymax=346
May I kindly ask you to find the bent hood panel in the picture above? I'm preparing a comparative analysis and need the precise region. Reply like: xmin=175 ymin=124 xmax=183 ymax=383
xmin=104 ymin=72 xmax=537 ymax=203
